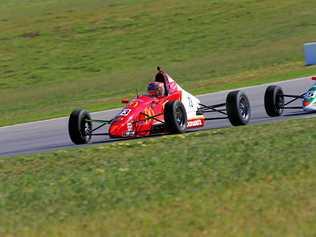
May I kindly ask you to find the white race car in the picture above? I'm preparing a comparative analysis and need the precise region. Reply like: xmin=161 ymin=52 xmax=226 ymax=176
xmin=264 ymin=76 xmax=316 ymax=116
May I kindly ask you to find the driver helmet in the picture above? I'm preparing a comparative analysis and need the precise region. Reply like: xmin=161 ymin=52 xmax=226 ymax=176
xmin=147 ymin=82 xmax=165 ymax=97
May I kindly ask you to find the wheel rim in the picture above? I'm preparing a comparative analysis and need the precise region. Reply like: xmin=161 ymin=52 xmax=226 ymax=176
xmin=82 ymin=119 xmax=92 ymax=142
xmin=276 ymin=91 xmax=284 ymax=113
xmin=239 ymin=96 xmax=249 ymax=121
xmin=175 ymin=107 xmax=186 ymax=127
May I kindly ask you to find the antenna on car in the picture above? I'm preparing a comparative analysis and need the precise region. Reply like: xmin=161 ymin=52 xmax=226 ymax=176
xmin=136 ymin=89 xmax=139 ymax=98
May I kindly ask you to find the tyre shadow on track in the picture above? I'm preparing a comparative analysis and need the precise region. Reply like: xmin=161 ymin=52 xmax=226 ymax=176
xmin=253 ymin=111 xmax=316 ymax=121
xmin=283 ymin=111 xmax=316 ymax=117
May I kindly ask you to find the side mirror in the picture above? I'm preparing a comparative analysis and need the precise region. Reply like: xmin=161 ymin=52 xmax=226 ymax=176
xmin=121 ymin=98 xmax=129 ymax=104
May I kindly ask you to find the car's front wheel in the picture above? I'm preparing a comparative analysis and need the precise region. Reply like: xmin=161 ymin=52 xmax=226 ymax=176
xmin=68 ymin=109 xmax=92 ymax=145
xmin=264 ymin=85 xmax=284 ymax=117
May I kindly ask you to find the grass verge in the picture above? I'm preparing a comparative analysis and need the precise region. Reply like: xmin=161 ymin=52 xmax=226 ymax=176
xmin=1 ymin=0 xmax=316 ymax=126
xmin=1 ymin=117 xmax=316 ymax=236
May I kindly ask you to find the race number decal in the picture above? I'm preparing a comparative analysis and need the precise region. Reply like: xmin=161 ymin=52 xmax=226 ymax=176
xmin=120 ymin=109 xmax=131 ymax=116
xmin=187 ymin=96 xmax=194 ymax=108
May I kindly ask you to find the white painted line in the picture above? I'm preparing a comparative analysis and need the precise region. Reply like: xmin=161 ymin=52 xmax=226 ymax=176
xmin=0 ymin=108 xmax=121 ymax=130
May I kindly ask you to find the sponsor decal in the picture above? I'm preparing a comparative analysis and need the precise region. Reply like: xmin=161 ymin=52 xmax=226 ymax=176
xmin=129 ymin=101 xmax=139 ymax=108
xmin=145 ymin=107 xmax=154 ymax=117
xmin=187 ymin=119 xmax=203 ymax=128
xmin=143 ymin=107 xmax=155 ymax=124
xmin=127 ymin=122 xmax=133 ymax=132
xmin=124 ymin=131 xmax=135 ymax=137
xmin=119 ymin=109 xmax=131 ymax=116
xmin=124 ymin=122 xmax=135 ymax=137
xmin=306 ymin=91 xmax=315 ymax=98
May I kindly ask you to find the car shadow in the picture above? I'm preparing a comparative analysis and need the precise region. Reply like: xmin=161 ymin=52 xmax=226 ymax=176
xmin=284 ymin=111 xmax=316 ymax=117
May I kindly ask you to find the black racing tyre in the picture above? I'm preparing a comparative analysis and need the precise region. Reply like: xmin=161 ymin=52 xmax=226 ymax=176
xmin=226 ymin=90 xmax=251 ymax=126
xmin=164 ymin=100 xmax=187 ymax=133
xmin=264 ymin=85 xmax=284 ymax=117
xmin=68 ymin=109 xmax=92 ymax=145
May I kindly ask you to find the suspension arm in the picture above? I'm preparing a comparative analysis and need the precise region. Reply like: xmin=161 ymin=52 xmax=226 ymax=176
xmin=200 ymin=109 xmax=227 ymax=113
xmin=91 ymin=133 xmax=109 ymax=136
xmin=199 ymin=103 xmax=226 ymax=109
xmin=86 ymin=119 xmax=113 ymax=123
xmin=204 ymin=117 xmax=228 ymax=121
xmin=280 ymin=106 xmax=303 ymax=110
xmin=282 ymin=94 xmax=304 ymax=99
xmin=85 ymin=119 xmax=113 ymax=133
xmin=283 ymin=93 xmax=305 ymax=106
xmin=199 ymin=103 xmax=227 ymax=116
xmin=135 ymin=112 xmax=165 ymax=124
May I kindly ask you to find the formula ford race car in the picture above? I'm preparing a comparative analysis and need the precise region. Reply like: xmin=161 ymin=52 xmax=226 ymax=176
xmin=68 ymin=67 xmax=251 ymax=145
xmin=264 ymin=76 xmax=316 ymax=117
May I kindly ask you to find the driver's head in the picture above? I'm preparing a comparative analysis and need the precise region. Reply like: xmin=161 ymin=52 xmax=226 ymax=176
xmin=147 ymin=82 xmax=165 ymax=97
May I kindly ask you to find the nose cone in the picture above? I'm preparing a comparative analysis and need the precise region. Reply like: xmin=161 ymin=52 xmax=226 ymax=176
xmin=303 ymin=101 xmax=311 ymax=107
xmin=109 ymin=117 xmax=135 ymax=138
xmin=109 ymin=119 xmax=128 ymax=138
xmin=303 ymin=99 xmax=316 ymax=111
xmin=109 ymin=123 xmax=124 ymax=138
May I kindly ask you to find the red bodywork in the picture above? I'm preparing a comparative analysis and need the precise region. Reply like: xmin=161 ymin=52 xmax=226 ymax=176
xmin=108 ymin=71 xmax=205 ymax=138
xmin=109 ymin=94 xmax=178 ymax=137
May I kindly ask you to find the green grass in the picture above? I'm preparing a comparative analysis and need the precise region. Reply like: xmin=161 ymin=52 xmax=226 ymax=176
xmin=1 ymin=0 xmax=316 ymax=126
xmin=1 ymin=117 xmax=316 ymax=236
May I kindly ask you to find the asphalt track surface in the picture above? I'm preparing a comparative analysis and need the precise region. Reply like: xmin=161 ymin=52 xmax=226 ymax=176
xmin=1 ymin=77 xmax=315 ymax=157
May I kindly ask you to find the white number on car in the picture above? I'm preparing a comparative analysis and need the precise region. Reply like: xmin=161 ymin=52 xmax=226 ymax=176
xmin=120 ymin=109 xmax=131 ymax=116
xmin=188 ymin=96 xmax=194 ymax=108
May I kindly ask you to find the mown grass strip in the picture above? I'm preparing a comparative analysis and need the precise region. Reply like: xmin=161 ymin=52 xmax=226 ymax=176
xmin=0 ymin=117 xmax=316 ymax=236
xmin=1 ymin=0 xmax=316 ymax=126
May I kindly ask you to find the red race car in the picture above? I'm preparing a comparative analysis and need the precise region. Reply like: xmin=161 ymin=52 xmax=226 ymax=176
xmin=68 ymin=67 xmax=251 ymax=144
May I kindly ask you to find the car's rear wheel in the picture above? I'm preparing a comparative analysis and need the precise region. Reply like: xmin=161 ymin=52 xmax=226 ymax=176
xmin=226 ymin=90 xmax=251 ymax=126
xmin=264 ymin=85 xmax=284 ymax=117
xmin=68 ymin=109 xmax=92 ymax=144
xmin=164 ymin=100 xmax=187 ymax=133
